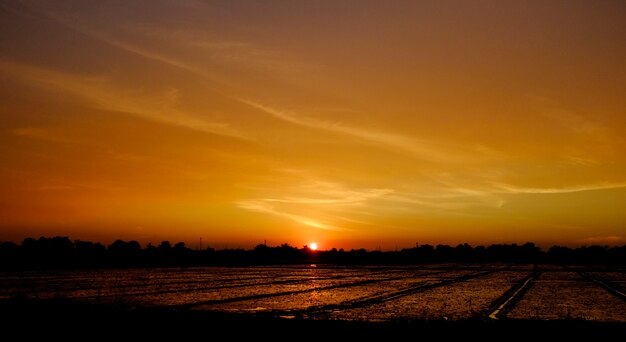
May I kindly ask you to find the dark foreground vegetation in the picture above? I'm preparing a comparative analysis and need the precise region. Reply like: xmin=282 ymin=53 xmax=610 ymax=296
xmin=1 ymin=298 xmax=625 ymax=340
xmin=2 ymin=236 xmax=626 ymax=269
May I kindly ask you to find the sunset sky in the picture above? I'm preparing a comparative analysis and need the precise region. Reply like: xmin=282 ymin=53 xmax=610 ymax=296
xmin=1 ymin=0 xmax=625 ymax=249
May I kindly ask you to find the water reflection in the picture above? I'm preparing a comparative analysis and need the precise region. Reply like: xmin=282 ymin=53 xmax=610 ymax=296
xmin=2 ymin=265 xmax=624 ymax=322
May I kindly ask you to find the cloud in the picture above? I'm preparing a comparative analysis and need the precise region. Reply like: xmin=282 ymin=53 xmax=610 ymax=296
xmin=0 ymin=60 xmax=246 ymax=140
xmin=562 ymin=155 xmax=598 ymax=167
xmin=236 ymin=200 xmax=345 ymax=231
xmin=530 ymin=95 xmax=608 ymax=137
xmin=10 ymin=3 xmax=493 ymax=164
xmin=236 ymin=176 xmax=396 ymax=231
xmin=37 ymin=179 xmax=125 ymax=193
xmin=491 ymin=181 xmax=626 ymax=194
xmin=14 ymin=1 xmax=214 ymax=81
xmin=380 ymin=172 xmax=508 ymax=210
xmin=241 ymin=100 xmax=474 ymax=162
xmin=128 ymin=23 xmax=306 ymax=75
xmin=13 ymin=127 xmax=77 ymax=144
xmin=387 ymin=193 xmax=504 ymax=211
xmin=578 ymin=236 xmax=625 ymax=245
xmin=261 ymin=188 xmax=393 ymax=205
xmin=21 ymin=2 xmax=306 ymax=93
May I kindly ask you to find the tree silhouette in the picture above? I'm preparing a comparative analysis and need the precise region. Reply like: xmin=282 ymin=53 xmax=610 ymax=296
xmin=1 ymin=236 xmax=626 ymax=270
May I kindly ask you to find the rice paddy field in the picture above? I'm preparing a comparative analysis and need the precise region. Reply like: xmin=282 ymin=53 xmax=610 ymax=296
xmin=1 ymin=264 xmax=625 ymax=322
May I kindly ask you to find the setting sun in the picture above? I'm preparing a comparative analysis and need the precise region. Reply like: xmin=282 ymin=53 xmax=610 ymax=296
xmin=0 ymin=1 xmax=625 ymax=251
xmin=1 ymin=1 xmax=626 ymax=336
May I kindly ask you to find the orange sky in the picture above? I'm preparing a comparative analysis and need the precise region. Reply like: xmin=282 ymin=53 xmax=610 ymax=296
xmin=1 ymin=0 xmax=625 ymax=249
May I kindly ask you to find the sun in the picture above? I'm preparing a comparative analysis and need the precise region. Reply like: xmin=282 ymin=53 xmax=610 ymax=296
xmin=309 ymin=242 xmax=318 ymax=251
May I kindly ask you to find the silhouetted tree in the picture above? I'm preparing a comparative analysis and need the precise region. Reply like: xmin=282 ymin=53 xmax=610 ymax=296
xmin=157 ymin=241 xmax=172 ymax=251
xmin=3 ymin=235 xmax=626 ymax=270
xmin=107 ymin=240 xmax=141 ymax=265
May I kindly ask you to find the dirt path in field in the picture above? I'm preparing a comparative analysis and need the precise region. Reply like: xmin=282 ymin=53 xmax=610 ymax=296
xmin=486 ymin=271 xmax=540 ymax=320
xmin=579 ymin=272 xmax=626 ymax=301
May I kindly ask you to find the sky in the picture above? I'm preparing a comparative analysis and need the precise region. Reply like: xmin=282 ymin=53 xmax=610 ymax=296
xmin=1 ymin=0 xmax=625 ymax=250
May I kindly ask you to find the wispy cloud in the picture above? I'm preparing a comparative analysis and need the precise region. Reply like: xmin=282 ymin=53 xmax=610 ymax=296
xmin=562 ymin=155 xmax=599 ymax=167
xmin=0 ymin=60 xmax=246 ymax=139
xmin=91 ymin=34 xmax=213 ymax=80
xmin=261 ymin=188 xmax=393 ymax=205
xmin=128 ymin=23 xmax=306 ymax=75
xmin=36 ymin=179 xmax=126 ymax=193
xmin=15 ymin=2 xmax=216 ymax=81
xmin=385 ymin=172 xmax=508 ymax=210
xmin=15 ymin=3 xmax=492 ymax=165
xmin=23 ymin=3 xmax=307 ymax=92
xmin=491 ymin=181 xmax=626 ymax=194
xmin=387 ymin=193 xmax=505 ymax=211
xmin=241 ymin=100 xmax=473 ymax=162
xmin=579 ymin=236 xmax=625 ymax=245
xmin=13 ymin=127 xmax=77 ymax=144
xmin=531 ymin=95 xmax=608 ymax=137
xmin=236 ymin=200 xmax=345 ymax=231
xmin=236 ymin=176 xmax=396 ymax=231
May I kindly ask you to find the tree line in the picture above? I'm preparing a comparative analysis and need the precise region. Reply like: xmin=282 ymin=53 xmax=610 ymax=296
xmin=1 ymin=236 xmax=625 ymax=270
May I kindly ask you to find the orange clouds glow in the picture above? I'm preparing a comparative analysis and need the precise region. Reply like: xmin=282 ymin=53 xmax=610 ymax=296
xmin=1 ymin=1 xmax=625 ymax=249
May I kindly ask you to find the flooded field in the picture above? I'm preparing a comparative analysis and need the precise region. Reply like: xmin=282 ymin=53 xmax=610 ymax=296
xmin=1 ymin=264 xmax=625 ymax=322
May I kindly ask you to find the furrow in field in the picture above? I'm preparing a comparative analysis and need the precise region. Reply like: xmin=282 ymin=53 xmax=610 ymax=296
xmin=579 ymin=272 xmax=626 ymax=301
xmin=507 ymin=272 xmax=626 ymax=321
xmin=192 ymin=269 xmax=456 ymax=313
xmin=178 ymin=271 xmax=436 ymax=309
xmin=487 ymin=271 xmax=540 ymax=319
xmin=314 ymin=270 xmax=526 ymax=321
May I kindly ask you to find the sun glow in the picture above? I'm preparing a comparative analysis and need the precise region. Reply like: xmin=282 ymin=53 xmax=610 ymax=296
xmin=309 ymin=242 xmax=318 ymax=251
xmin=0 ymin=1 xmax=624 ymax=249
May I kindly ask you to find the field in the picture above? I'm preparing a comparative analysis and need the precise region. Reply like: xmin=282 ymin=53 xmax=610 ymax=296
xmin=2 ymin=264 xmax=625 ymax=325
